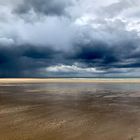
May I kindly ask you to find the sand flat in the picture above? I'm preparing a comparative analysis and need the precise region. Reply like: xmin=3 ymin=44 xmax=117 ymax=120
xmin=0 ymin=78 xmax=140 ymax=83
xmin=0 ymin=81 xmax=140 ymax=140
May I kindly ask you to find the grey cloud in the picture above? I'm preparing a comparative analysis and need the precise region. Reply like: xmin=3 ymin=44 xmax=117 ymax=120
xmin=0 ymin=43 xmax=62 ymax=77
xmin=0 ymin=31 xmax=140 ymax=77
xmin=14 ymin=0 xmax=73 ymax=16
xmin=95 ymin=0 xmax=140 ymax=21
xmin=0 ymin=0 xmax=140 ymax=77
xmin=99 ymin=0 xmax=131 ymax=17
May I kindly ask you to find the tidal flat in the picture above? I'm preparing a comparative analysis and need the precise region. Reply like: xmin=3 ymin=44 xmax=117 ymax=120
xmin=0 ymin=79 xmax=140 ymax=140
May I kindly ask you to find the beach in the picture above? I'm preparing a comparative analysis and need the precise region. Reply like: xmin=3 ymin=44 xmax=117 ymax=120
xmin=0 ymin=79 xmax=140 ymax=140
xmin=0 ymin=78 xmax=140 ymax=83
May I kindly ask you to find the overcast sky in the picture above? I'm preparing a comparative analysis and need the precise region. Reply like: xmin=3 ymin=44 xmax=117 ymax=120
xmin=0 ymin=0 xmax=140 ymax=77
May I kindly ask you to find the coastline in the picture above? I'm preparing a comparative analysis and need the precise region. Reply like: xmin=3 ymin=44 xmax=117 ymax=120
xmin=0 ymin=78 xmax=140 ymax=83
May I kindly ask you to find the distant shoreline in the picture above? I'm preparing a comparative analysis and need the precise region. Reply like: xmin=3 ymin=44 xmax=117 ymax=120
xmin=0 ymin=78 xmax=140 ymax=83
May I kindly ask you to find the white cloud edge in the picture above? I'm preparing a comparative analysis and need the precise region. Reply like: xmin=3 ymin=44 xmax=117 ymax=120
xmin=46 ymin=64 xmax=105 ymax=73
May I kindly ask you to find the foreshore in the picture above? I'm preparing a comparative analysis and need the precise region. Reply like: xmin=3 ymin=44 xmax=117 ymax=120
xmin=0 ymin=78 xmax=140 ymax=83
xmin=0 ymin=80 xmax=140 ymax=140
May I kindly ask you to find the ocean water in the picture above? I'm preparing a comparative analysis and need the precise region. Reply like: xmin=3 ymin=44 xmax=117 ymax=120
xmin=0 ymin=82 xmax=140 ymax=140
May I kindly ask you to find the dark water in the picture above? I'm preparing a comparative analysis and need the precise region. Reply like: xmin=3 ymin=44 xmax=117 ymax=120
xmin=0 ymin=83 xmax=140 ymax=140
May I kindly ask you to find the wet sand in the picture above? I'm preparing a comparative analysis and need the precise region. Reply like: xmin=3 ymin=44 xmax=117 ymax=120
xmin=0 ymin=79 xmax=140 ymax=140
xmin=0 ymin=78 xmax=140 ymax=83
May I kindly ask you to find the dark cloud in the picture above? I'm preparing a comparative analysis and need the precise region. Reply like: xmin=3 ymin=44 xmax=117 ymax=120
xmin=0 ymin=38 xmax=140 ymax=77
xmin=0 ymin=44 xmax=62 ymax=77
xmin=70 ymin=41 xmax=118 ymax=62
xmin=66 ymin=37 xmax=139 ymax=69
xmin=22 ymin=45 xmax=60 ymax=59
xmin=14 ymin=0 xmax=73 ymax=16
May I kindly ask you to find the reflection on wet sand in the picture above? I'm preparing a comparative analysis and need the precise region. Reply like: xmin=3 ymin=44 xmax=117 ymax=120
xmin=0 ymin=83 xmax=140 ymax=140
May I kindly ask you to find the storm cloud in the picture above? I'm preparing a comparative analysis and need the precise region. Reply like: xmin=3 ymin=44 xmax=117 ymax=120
xmin=0 ymin=0 xmax=140 ymax=77
xmin=14 ymin=0 xmax=74 ymax=16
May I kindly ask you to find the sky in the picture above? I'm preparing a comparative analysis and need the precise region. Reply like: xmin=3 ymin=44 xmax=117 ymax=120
xmin=0 ymin=0 xmax=140 ymax=77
